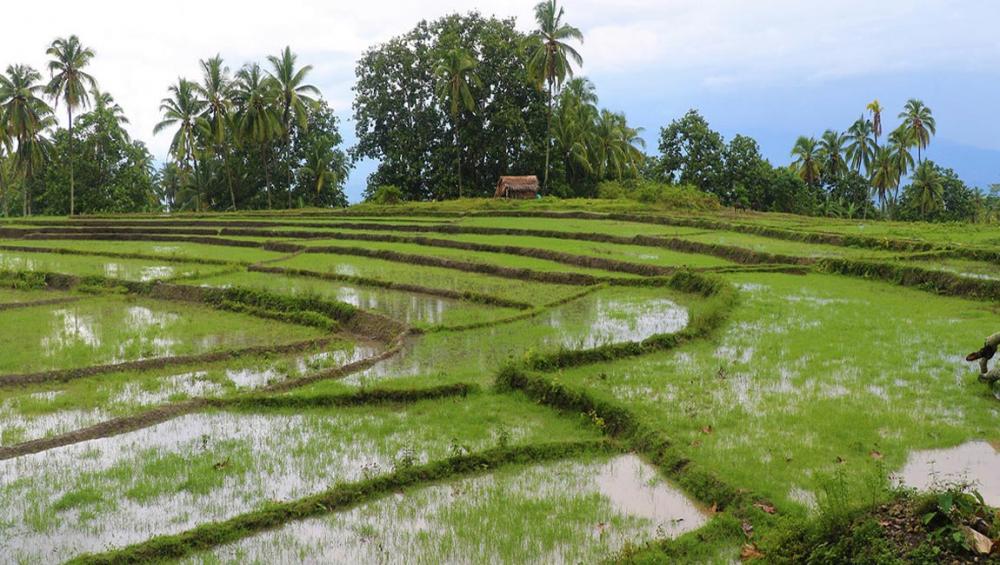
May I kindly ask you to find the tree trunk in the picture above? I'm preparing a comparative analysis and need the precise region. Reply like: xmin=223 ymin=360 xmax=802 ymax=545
xmin=286 ymin=140 xmax=294 ymax=209
xmin=261 ymin=145 xmax=272 ymax=210
xmin=223 ymin=142 xmax=236 ymax=211
xmin=543 ymin=79 xmax=552 ymax=194
xmin=68 ymin=107 xmax=75 ymax=216
xmin=454 ymin=119 xmax=462 ymax=199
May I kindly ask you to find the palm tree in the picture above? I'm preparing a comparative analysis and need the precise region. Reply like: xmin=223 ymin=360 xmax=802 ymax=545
xmin=0 ymin=64 xmax=54 ymax=215
xmin=866 ymin=99 xmax=883 ymax=148
xmin=899 ymin=98 xmax=936 ymax=163
xmin=153 ymin=79 xmax=208 ymax=208
xmin=593 ymin=109 xmax=645 ymax=180
xmin=45 ymin=35 xmax=97 ymax=216
xmin=195 ymin=55 xmax=237 ymax=210
xmin=888 ymin=125 xmax=915 ymax=206
xmin=527 ymin=0 xmax=583 ymax=193
xmin=298 ymin=144 xmax=345 ymax=205
xmin=870 ymin=145 xmax=897 ymax=213
xmin=233 ymin=63 xmax=281 ymax=209
xmin=790 ymin=136 xmax=822 ymax=186
xmin=845 ymin=116 xmax=876 ymax=175
xmin=435 ymin=48 xmax=481 ymax=198
xmin=818 ymin=130 xmax=848 ymax=182
xmin=89 ymin=86 xmax=130 ymax=134
xmin=267 ymin=47 xmax=319 ymax=208
xmin=911 ymin=160 xmax=943 ymax=217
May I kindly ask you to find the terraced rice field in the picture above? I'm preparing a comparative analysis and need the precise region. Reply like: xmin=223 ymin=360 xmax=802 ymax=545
xmin=0 ymin=206 xmax=997 ymax=562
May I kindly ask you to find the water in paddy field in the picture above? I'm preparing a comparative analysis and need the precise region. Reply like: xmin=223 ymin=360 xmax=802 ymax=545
xmin=896 ymin=441 xmax=1000 ymax=506
xmin=544 ymin=295 xmax=689 ymax=350
xmin=187 ymin=454 xmax=707 ymax=564
xmin=348 ymin=291 xmax=690 ymax=384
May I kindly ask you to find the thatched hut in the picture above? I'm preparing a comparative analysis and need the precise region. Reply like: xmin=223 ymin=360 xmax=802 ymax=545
xmin=494 ymin=176 xmax=539 ymax=199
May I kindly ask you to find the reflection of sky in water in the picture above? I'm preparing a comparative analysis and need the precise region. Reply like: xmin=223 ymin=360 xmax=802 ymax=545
xmin=352 ymin=294 xmax=689 ymax=384
xmin=545 ymin=297 xmax=689 ymax=350
xmin=333 ymin=286 xmax=450 ymax=325
xmin=41 ymin=309 xmax=101 ymax=354
xmin=897 ymin=441 xmax=1000 ymax=507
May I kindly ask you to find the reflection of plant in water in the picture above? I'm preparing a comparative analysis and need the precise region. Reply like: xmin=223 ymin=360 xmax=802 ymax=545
xmin=394 ymin=447 xmax=416 ymax=471
xmin=361 ymin=461 xmax=381 ymax=480
xmin=495 ymin=425 xmax=511 ymax=449
xmin=448 ymin=438 xmax=469 ymax=457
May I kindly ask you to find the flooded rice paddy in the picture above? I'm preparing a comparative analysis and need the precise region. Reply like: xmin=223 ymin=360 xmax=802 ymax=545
xmin=187 ymin=454 xmax=706 ymax=564
xmin=0 ymin=296 xmax=322 ymax=374
xmin=0 ymin=395 xmax=598 ymax=562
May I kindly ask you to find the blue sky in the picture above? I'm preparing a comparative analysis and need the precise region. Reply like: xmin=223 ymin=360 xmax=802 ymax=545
xmin=4 ymin=0 xmax=999 ymax=201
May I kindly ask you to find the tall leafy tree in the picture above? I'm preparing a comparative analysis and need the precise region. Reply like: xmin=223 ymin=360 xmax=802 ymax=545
xmin=790 ymin=136 xmax=822 ymax=187
xmin=233 ymin=63 xmax=281 ymax=209
xmin=657 ymin=109 xmax=726 ymax=196
xmin=899 ymin=98 xmax=936 ymax=162
xmin=195 ymin=55 xmax=237 ymax=210
xmin=0 ymin=64 xmax=54 ymax=215
xmin=153 ymin=79 xmax=207 ymax=209
xmin=910 ymin=160 xmax=943 ymax=217
xmin=89 ymin=86 xmax=129 ymax=136
xmin=527 ymin=0 xmax=583 ymax=193
xmin=267 ymin=47 xmax=319 ymax=208
xmin=870 ymin=145 xmax=897 ymax=213
xmin=435 ymin=47 xmax=481 ymax=198
xmin=45 ymin=35 xmax=97 ymax=216
xmin=866 ymin=99 xmax=883 ymax=147
xmin=818 ymin=129 xmax=848 ymax=181
xmin=845 ymin=116 xmax=876 ymax=175
xmin=888 ymin=124 xmax=915 ymax=206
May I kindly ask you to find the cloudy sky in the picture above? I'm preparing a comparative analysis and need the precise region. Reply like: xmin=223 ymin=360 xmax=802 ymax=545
xmin=4 ymin=0 xmax=1000 ymax=200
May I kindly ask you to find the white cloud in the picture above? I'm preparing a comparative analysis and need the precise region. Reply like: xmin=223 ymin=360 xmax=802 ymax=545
xmin=2 ymin=0 xmax=998 ymax=173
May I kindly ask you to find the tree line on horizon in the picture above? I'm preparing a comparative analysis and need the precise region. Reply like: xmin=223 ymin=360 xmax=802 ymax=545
xmin=2 ymin=1 xmax=998 ymax=222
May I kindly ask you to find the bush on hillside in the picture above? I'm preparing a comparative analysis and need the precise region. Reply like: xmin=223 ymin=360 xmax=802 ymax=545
xmin=366 ymin=184 xmax=405 ymax=205
xmin=596 ymin=179 xmax=721 ymax=211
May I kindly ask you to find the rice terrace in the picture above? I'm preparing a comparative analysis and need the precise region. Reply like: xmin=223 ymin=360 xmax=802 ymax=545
xmin=2 ymin=0 xmax=1000 ymax=563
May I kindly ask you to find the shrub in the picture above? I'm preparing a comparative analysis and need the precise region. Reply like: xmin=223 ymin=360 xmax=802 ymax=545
xmin=595 ymin=179 xmax=720 ymax=211
xmin=366 ymin=184 xmax=405 ymax=205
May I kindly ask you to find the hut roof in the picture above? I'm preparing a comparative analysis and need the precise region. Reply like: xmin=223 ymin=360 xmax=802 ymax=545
xmin=495 ymin=175 xmax=539 ymax=197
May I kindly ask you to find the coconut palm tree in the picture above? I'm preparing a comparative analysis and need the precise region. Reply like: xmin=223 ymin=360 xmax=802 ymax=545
xmin=899 ymin=98 xmax=936 ymax=163
xmin=89 ymin=86 xmax=130 ymax=135
xmin=153 ymin=79 xmax=208 ymax=208
xmin=527 ymin=0 xmax=583 ymax=193
xmin=267 ymin=47 xmax=319 ymax=208
xmin=298 ymin=144 xmax=346 ymax=204
xmin=845 ymin=116 xmax=876 ymax=175
xmin=870 ymin=145 xmax=897 ymax=214
xmin=790 ymin=136 xmax=822 ymax=186
xmin=233 ymin=63 xmax=282 ymax=209
xmin=195 ymin=55 xmax=237 ymax=210
xmin=0 ymin=64 xmax=54 ymax=215
xmin=866 ymin=99 xmax=883 ymax=148
xmin=45 ymin=35 xmax=97 ymax=216
xmin=911 ymin=160 xmax=943 ymax=217
xmin=888 ymin=125 xmax=915 ymax=206
xmin=818 ymin=130 xmax=848 ymax=182
xmin=435 ymin=48 xmax=481 ymax=199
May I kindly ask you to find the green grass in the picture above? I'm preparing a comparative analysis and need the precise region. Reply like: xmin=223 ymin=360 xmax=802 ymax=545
xmin=186 ymin=455 xmax=699 ymax=564
xmin=0 ymin=249 xmax=230 ymax=281
xmin=0 ymin=294 xmax=323 ymax=374
xmin=186 ymin=269 xmax=522 ymax=330
xmin=555 ymin=272 xmax=999 ymax=513
xmin=292 ymin=238 xmax=641 ymax=277
xmin=3 ymin=203 xmax=1000 ymax=562
xmin=299 ymin=285 xmax=698 ymax=390
xmin=272 ymin=252 xmax=588 ymax=306
xmin=0 ymin=239 xmax=289 ymax=264
xmin=0 ymin=341 xmax=363 ymax=446
xmin=1 ymin=392 xmax=602 ymax=563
